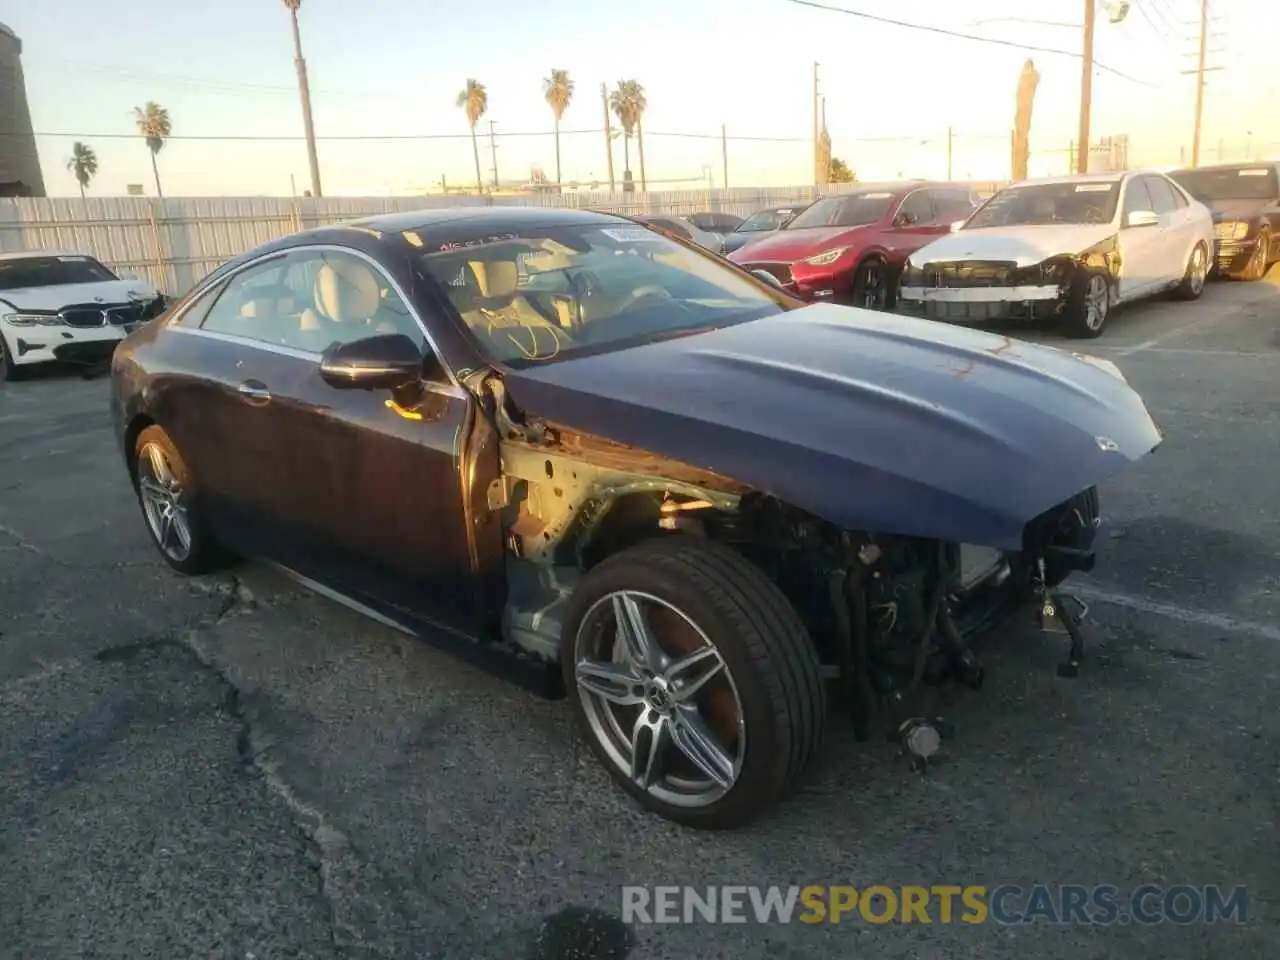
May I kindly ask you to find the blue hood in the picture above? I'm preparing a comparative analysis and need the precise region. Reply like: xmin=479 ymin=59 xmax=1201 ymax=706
xmin=501 ymin=303 xmax=1162 ymax=550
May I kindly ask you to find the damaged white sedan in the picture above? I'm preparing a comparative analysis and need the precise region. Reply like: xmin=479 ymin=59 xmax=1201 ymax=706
xmin=897 ymin=171 xmax=1215 ymax=338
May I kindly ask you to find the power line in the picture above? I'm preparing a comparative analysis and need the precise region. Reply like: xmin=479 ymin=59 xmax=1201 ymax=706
xmin=780 ymin=0 xmax=1164 ymax=86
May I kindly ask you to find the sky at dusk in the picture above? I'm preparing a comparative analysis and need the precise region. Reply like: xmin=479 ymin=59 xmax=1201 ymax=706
xmin=8 ymin=0 xmax=1278 ymax=197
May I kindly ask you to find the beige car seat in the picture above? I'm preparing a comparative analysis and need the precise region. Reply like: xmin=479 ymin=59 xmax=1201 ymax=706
xmin=298 ymin=258 xmax=402 ymax=348
xmin=457 ymin=259 xmax=567 ymax=360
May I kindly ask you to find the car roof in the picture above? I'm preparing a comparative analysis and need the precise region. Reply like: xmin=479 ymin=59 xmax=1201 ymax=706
xmin=1167 ymin=160 xmax=1278 ymax=174
xmin=336 ymin=205 xmax=628 ymax=241
xmin=1000 ymin=172 xmax=1127 ymax=189
xmin=0 ymin=249 xmax=96 ymax=262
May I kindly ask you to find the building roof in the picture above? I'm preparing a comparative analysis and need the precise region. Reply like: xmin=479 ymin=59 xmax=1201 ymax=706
xmin=0 ymin=22 xmax=16 ymax=41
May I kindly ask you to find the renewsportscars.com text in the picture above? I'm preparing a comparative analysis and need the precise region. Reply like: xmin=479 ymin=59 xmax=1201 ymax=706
xmin=621 ymin=884 xmax=1249 ymax=926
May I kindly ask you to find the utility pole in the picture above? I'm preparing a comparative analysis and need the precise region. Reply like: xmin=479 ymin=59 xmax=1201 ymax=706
xmin=1190 ymin=0 xmax=1209 ymax=167
xmin=285 ymin=0 xmax=322 ymax=197
xmin=946 ymin=127 xmax=953 ymax=180
xmin=488 ymin=120 xmax=499 ymax=189
xmin=721 ymin=124 xmax=729 ymax=192
xmin=1075 ymin=0 xmax=1095 ymax=174
xmin=601 ymin=83 xmax=615 ymax=192
xmin=812 ymin=62 xmax=821 ymax=186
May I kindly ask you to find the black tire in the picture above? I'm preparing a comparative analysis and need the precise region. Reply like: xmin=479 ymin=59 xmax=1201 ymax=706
xmin=1063 ymin=268 xmax=1111 ymax=339
xmin=1043 ymin=486 xmax=1100 ymax=588
xmin=561 ymin=535 xmax=827 ymax=829
xmin=1233 ymin=228 xmax=1271 ymax=282
xmin=132 ymin=425 xmax=230 ymax=575
xmin=1170 ymin=242 xmax=1209 ymax=301
xmin=850 ymin=257 xmax=893 ymax=311
xmin=0 ymin=332 xmax=27 ymax=382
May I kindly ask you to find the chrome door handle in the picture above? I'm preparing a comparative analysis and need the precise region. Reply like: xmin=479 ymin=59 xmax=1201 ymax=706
xmin=236 ymin=380 xmax=271 ymax=404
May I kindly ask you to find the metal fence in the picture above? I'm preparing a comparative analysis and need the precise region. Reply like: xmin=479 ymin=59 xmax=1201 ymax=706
xmin=0 ymin=180 xmax=1006 ymax=295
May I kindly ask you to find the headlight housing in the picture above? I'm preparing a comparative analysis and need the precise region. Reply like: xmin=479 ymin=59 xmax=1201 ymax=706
xmin=2 ymin=312 xmax=63 ymax=327
xmin=802 ymin=246 xmax=848 ymax=266
xmin=1214 ymin=221 xmax=1249 ymax=241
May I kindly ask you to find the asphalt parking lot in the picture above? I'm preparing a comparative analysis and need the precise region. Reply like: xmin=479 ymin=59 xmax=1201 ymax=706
xmin=2 ymin=277 xmax=1277 ymax=960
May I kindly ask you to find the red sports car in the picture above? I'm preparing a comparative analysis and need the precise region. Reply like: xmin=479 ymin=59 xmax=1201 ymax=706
xmin=727 ymin=182 xmax=979 ymax=309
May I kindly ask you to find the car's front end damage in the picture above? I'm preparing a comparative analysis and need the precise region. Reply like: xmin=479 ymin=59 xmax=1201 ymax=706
xmin=459 ymin=304 xmax=1160 ymax=762
xmin=897 ymin=234 xmax=1120 ymax=327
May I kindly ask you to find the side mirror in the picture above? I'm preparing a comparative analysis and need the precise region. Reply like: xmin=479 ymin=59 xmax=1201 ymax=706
xmin=1125 ymin=210 xmax=1159 ymax=229
xmin=750 ymin=268 xmax=783 ymax=289
xmin=949 ymin=219 xmax=966 ymax=233
xmin=893 ymin=212 xmax=917 ymax=227
xmin=319 ymin=333 xmax=425 ymax=391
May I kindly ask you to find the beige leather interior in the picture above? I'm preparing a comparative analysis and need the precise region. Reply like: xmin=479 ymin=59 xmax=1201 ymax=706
xmin=314 ymin=259 xmax=382 ymax=321
xmin=456 ymin=258 xmax=566 ymax=360
xmin=470 ymin=260 xmax=519 ymax=300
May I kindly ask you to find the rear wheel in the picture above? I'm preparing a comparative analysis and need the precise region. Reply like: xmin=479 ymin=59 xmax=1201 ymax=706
xmin=561 ymin=536 xmax=827 ymax=829
xmin=1171 ymin=242 xmax=1209 ymax=300
xmin=132 ymin=425 xmax=229 ymax=575
xmin=1063 ymin=270 xmax=1111 ymax=339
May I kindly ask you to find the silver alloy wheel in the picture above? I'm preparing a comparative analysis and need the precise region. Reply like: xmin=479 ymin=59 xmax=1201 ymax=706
xmin=573 ymin=590 xmax=746 ymax=808
xmin=1189 ymin=244 xmax=1207 ymax=294
xmin=137 ymin=441 xmax=193 ymax=562
xmin=1085 ymin=274 xmax=1109 ymax=331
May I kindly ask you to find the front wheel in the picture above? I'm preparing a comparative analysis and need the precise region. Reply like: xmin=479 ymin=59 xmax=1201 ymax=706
xmin=850 ymin=258 xmax=893 ymax=310
xmin=0 ymin=333 xmax=27 ymax=382
xmin=1171 ymin=242 xmax=1209 ymax=300
xmin=561 ymin=536 xmax=827 ymax=829
xmin=1063 ymin=269 xmax=1111 ymax=339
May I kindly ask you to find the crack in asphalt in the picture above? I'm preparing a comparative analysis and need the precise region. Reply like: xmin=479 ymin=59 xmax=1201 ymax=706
xmin=176 ymin=574 xmax=360 ymax=955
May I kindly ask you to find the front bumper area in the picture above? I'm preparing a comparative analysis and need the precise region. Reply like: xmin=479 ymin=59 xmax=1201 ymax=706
xmin=735 ymin=260 xmax=851 ymax=302
xmin=1 ymin=321 xmax=128 ymax=367
xmin=897 ymin=284 xmax=1064 ymax=323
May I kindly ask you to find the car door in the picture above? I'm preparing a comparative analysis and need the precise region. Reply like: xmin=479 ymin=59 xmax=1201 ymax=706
xmin=219 ymin=244 xmax=476 ymax=631
xmin=1117 ymin=177 xmax=1164 ymax=299
xmin=158 ymin=253 xmax=301 ymax=555
xmin=1141 ymin=175 xmax=1191 ymax=281
xmin=876 ymin=189 xmax=941 ymax=267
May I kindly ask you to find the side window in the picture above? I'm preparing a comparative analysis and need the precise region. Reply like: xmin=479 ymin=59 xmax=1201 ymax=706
xmin=201 ymin=249 xmax=424 ymax=354
xmin=1156 ymin=175 xmax=1188 ymax=209
xmin=172 ymin=278 xmax=229 ymax=328
xmin=896 ymin=191 xmax=935 ymax=225
xmin=1122 ymin=178 xmax=1155 ymax=218
xmin=1143 ymin=176 xmax=1178 ymax=215
xmin=929 ymin=189 xmax=973 ymax=220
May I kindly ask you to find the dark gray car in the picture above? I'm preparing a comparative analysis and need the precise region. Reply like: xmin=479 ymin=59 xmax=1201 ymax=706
xmin=720 ymin=203 xmax=812 ymax=255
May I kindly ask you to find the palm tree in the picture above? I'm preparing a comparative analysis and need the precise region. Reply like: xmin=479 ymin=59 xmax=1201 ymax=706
xmin=66 ymin=142 xmax=98 ymax=198
xmin=609 ymin=81 xmax=647 ymax=191
xmin=542 ymin=69 xmax=574 ymax=192
xmin=133 ymin=101 xmax=172 ymax=198
xmin=456 ymin=79 xmax=488 ymax=194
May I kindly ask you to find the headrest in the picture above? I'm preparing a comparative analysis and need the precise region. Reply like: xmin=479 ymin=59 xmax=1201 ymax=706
xmin=468 ymin=260 xmax=519 ymax=300
xmin=314 ymin=258 xmax=381 ymax=321
xmin=239 ymin=295 xmax=294 ymax=319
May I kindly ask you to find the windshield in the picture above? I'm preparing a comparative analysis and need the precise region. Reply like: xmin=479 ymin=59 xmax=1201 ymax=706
xmin=0 ymin=255 xmax=118 ymax=291
xmin=785 ymin=193 xmax=896 ymax=229
xmin=964 ymin=181 xmax=1120 ymax=228
xmin=416 ymin=222 xmax=787 ymax=366
xmin=1168 ymin=166 xmax=1278 ymax=201
xmin=738 ymin=209 xmax=795 ymax=232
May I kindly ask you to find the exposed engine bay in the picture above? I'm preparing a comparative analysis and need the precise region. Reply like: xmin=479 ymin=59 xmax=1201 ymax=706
xmin=477 ymin=373 xmax=1098 ymax=752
